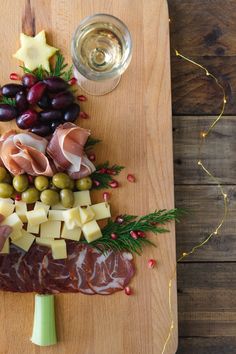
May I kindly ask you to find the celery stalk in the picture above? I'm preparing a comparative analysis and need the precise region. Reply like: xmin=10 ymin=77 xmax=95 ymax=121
xmin=31 ymin=294 xmax=57 ymax=346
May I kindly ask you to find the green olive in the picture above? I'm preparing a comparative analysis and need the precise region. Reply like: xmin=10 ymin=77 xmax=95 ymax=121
xmin=34 ymin=176 xmax=49 ymax=191
xmin=52 ymin=172 xmax=72 ymax=189
xmin=40 ymin=189 xmax=60 ymax=206
xmin=13 ymin=174 xmax=29 ymax=192
xmin=0 ymin=183 xmax=14 ymax=198
xmin=3 ymin=172 xmax=12 ymax=184
xmin=60 ymin=189 xmax=74 ymax=208
xmin=0 ymin=167 xmax=7 ymax=182
xmin=22 ymin=187 xmax=39 ymax=204
xmin=68 ymin=179 xmax=75 ymax=190
xmin=76 ymin=177 xmax=92 ymax=191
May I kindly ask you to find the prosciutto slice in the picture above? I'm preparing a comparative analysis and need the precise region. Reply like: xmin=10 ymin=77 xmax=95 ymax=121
xmin=47 ymin=123 xmax=96 ymax=179
xmin=0 ymin=242 xmax=135 ymax=294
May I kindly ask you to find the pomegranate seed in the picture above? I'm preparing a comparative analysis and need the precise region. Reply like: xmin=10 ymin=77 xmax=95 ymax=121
xmin=103 ymin=192 xmax=110 ymax=202
xmin=148 ymin=259 xmax=157 ymax=269
xmin=127 ymin=174 xmax=136 ymax=183
xmin=88 ymin=153 xmax=96 ymax=161
xmin=115 ymin=215 xmax=124 ymax=224
xmin=93 ymin=180 xmax=100 ymax=187
xmin=111 ymin=233 xmax=117 ymax=240
xmin=130 ymin=230 xmax=138 ymax=240
xmin=108 ymin=180 xmax=119 ymax=188
xmin=14 ymin=194 xmax=21 ymax=201
xmin=107 ymin=169 xmax=116 ymax=175
xmin=137 ymin=231 xmax=146 ymax=238
xmin=10 ymin=72 xmax=21 ymax=81
xmin=68 ymin=77 xmax=77 ymax=85
xmin=98 ymin=168 xmax=107 ymax=174
xmin=77 ymin=95 xmax=87 ymax=102
xmin=79 ymin=111 xmax=89 ymax=119
xmin=124 ymin=286 xmax=132 ymax=295
xmin=28 ymin=175 xmax=34 ymax=184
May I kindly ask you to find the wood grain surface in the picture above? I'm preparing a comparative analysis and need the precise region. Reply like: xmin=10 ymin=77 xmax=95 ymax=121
xmin=0 ymin=1 xmax=176 ymax=354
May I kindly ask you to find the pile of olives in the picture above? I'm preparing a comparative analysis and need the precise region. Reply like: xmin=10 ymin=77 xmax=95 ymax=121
xmin=0 ymin=75 xmax=80 ymax=136
xmin=0 ymin=166 xmax=93 ymax=207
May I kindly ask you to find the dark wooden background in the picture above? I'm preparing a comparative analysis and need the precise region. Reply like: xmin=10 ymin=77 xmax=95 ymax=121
xmin=168 ymin=1 xmax=236 ymax=353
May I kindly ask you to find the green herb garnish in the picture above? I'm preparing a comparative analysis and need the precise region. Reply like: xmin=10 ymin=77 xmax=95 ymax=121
xmin=91 ymin=161 xmax=124 ymax=189
xmin=0 ymin=97 xmax=16 ymax=106
xmin=85 ymin=137 xmax=102 ymax=151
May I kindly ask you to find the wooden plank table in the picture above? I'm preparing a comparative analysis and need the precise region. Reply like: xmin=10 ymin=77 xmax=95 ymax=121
xmin=0 ymin=1 xmax=177 ymax=353
xmin=168 ymin=0 xmax=236 ymax=352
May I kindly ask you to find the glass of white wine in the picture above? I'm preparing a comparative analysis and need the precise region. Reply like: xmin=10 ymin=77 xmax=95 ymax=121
xmin=71 ymin=13 xmax=132 ymax=96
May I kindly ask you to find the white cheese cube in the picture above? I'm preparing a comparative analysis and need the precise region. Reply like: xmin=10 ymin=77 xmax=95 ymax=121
xmin=27 ymin=222 xmax=39 ymax=234
xmin=61 ymin=223 xmax=82 ymax=241
xmin=82 ymin=220 xmax=102 ymax=243
xmin=2 ymin=213 xmax=23 ymax=230
xmin=48 ymin=210 xmax=65 ymax=221
xmin=51 ymin=203 xmax=66 ymax=210
xmin=15 ymin=201 xmax=27 ymax=222
xmin=10 ymin=228 xmax=23 ymax=241
xmin=91 ymin=202 xmax=111 ymax=220
xmin=73 ymin=191 xmax=91 ymax=207
xmin=26 ymin=208 xmax=48 ymax=226
xmin=0 ymin=198 xmax=14 ymax=204
xmin=34 ymin=201 xmax=50 ymax=214
xmin=0 ymin=238 xmax=9 ymax=254
xmin=35 ymin=237 xmax=53 ymax=247
xmin=0 ymin=200 xmax=15 ymax=217
xmin=40 ymin=221 xmax=61 ymax=239
xmin=79 ymin=206 xmax=95 ymax=224
xmin=51 ymin=239 xmax=67 ymax=260
xmin=63 ymin=207 xmax=81 ymax=230
xmin=12 ymin=230 xmax=35 ymax=251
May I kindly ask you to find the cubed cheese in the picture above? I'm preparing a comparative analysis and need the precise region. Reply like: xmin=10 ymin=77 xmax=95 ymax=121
xmin=48 ymin=210 xmax=65 ymax=221
xmin=26 ymin=208 xmax=48 ymax=226
xmin=79 ymin=206 xmax=95 ymax=224
xmin=61 ymin=223 xmax=82 ymax=241
xmin=12 ymin=229 xmax=35 ymax=251
xmin=27 ymin=222 xmax=39 ymax=234
xmin=73 ymin=191 xmax=91 ymax=207
xmin=0 ymin=238 xmax=9 ymax=254
xmin=2 ymin=213 xmax=23 ymax=230
xmin=15 ymin=201 xmax=27 ymax=222
xmin=40 ymin=221 xmax=61 ymax=239
xmin=51 ymin=203 xmax=66 ymax=210
xmin=63 ymin=207 xmax=81 ymax=230
xmin=0 ymin=200 xmax=15 ymax=217
xmin=51 ymin=239 xmax=67 ymax=260
xmin=91 ymin=202 xmax=111 ymax=220
xmin=10 ymin=228 xmax=23 ymax=241
xmin=35 ymin=237 xmax=53 ymax=247
xmin=34 ymin=201 xmax=50 ymax=214
xmin=82 ymin=220 xmax=102 ymax=243
xmin=0 ymin=198 xmax=14 ymax=204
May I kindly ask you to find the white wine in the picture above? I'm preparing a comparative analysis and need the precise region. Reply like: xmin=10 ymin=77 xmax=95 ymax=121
xmin=75 ymin=23 xmax=125 ymax=73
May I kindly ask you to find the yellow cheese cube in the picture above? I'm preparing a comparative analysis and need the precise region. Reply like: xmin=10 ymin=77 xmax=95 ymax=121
xmin=63 ymin=207 xmax=81 ymax=230
xmin=34 ymin=201 xmax=50 ymax=214
xmin=73 ymin=191 xmax=91 ymax=207
xmin=2 ymin=213 xmax=23 ymax=230
xmin=12 ymin=230 xmax=35 ymax=251
xmin=40 ymin=221 xmax=61 ymax=239
xmin=61 ymin=223 xmax=82 ymax=241
xmin=27 ymin=222 xmax=39 ymax=234
xmin=91 ymin=202 xmax=111 ymax=220
xmin=26 ymin=208 xmax=48 ymax=225
xmin=15 ymin=201 xmax=27 ymax=222
xmin=48 ymin=210 xmax=65 ymax=221
xmin=35 ymin=237 xmax=53 ymax=247
xmin=82 ymin=220 xmax=102 ymax=243
xmin=51 ymin=203 xmax=66 ymax=210
xmin=0 ymin=200 xmax=15 ymax=217
xmin=10 ymin=228 xmax=23 ymax=241
xmin=79 ymin=206 xmax=95 ymax=224
xmin=51 ymin=239 xmax=67 ymax=260
xmin=0 ymin=238 xmax=9 ymax=254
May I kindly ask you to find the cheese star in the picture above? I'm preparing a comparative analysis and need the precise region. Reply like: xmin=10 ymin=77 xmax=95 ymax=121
xmin=13 ymin=30 xmax=58 ymax=72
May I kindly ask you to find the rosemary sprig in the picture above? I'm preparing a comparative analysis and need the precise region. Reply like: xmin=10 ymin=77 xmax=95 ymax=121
xmin=91 ymin=161 xmax=124 ymax=189
xmin=20 ymin=65 xmax=47 ymax=80
xmin=85 ymin=137 xmax=102 ymax=151
xmin=0 ymin=97 xmax=16 ymax=106
xmin=89 ymin=209 xmax=183 ymax=254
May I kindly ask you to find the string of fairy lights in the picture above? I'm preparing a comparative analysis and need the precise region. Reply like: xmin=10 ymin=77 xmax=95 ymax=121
xmin=161 ymin=50 xmax=229 ymax=353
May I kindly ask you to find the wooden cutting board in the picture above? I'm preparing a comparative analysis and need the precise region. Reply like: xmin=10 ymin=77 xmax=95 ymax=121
xmin=0 ymin=1 xmax=177 ymax=353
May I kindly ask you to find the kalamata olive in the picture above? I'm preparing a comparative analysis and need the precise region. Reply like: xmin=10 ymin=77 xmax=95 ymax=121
xmin=15 ymin=91 xmax=29 ymax=113
xmin=51 ymin=91 xmax=74 ymax=110
xmin=63 ymin=103 xmax=80 ymax=123
xmin=1 ymin=84 xmax=24 ymax=97
xmin=44 ymin=77 xmax=69 ymax=93
xmin=27 ymin=81 xmax=47 ymax=105
xmin=0 ymin=104 xmax=17 ymax=121
xmin=50 ymin=121 xmax=61 ymax=132
xmin=22 ymin=73 xmax=38 ymax=88
xmin=30 ymin=124 xmax=51 ymax=137
xmin=39 ymin=110 xmax=63 ymax=122
xmin=37 ymin=94 xmax=51 ymax=109
xmin=16 ymin=109 xmax=39 ymax=129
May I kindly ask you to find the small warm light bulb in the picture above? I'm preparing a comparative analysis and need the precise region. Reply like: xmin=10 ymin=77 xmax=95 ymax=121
xmin=206 ymin=71 xmax=209 ymax=76
xmin=200 ymin=131 xmax=207 ymax=138
xmin=169 ymin=18 xmax=171 ymax=23
xmin=182 ymin=252 xmax=187 ymax=257
xmin=197 ymin=161 xmax=202 ymax=166
xmin=214 ymin=230 xmax=218 ymax=235
xmin=175 ymin=50 xmax=179 ymax=56
xmin=223 ymin=193 xmax=228 ymax=198
xmin=224 ymin=98 xmax=227 ymax=104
